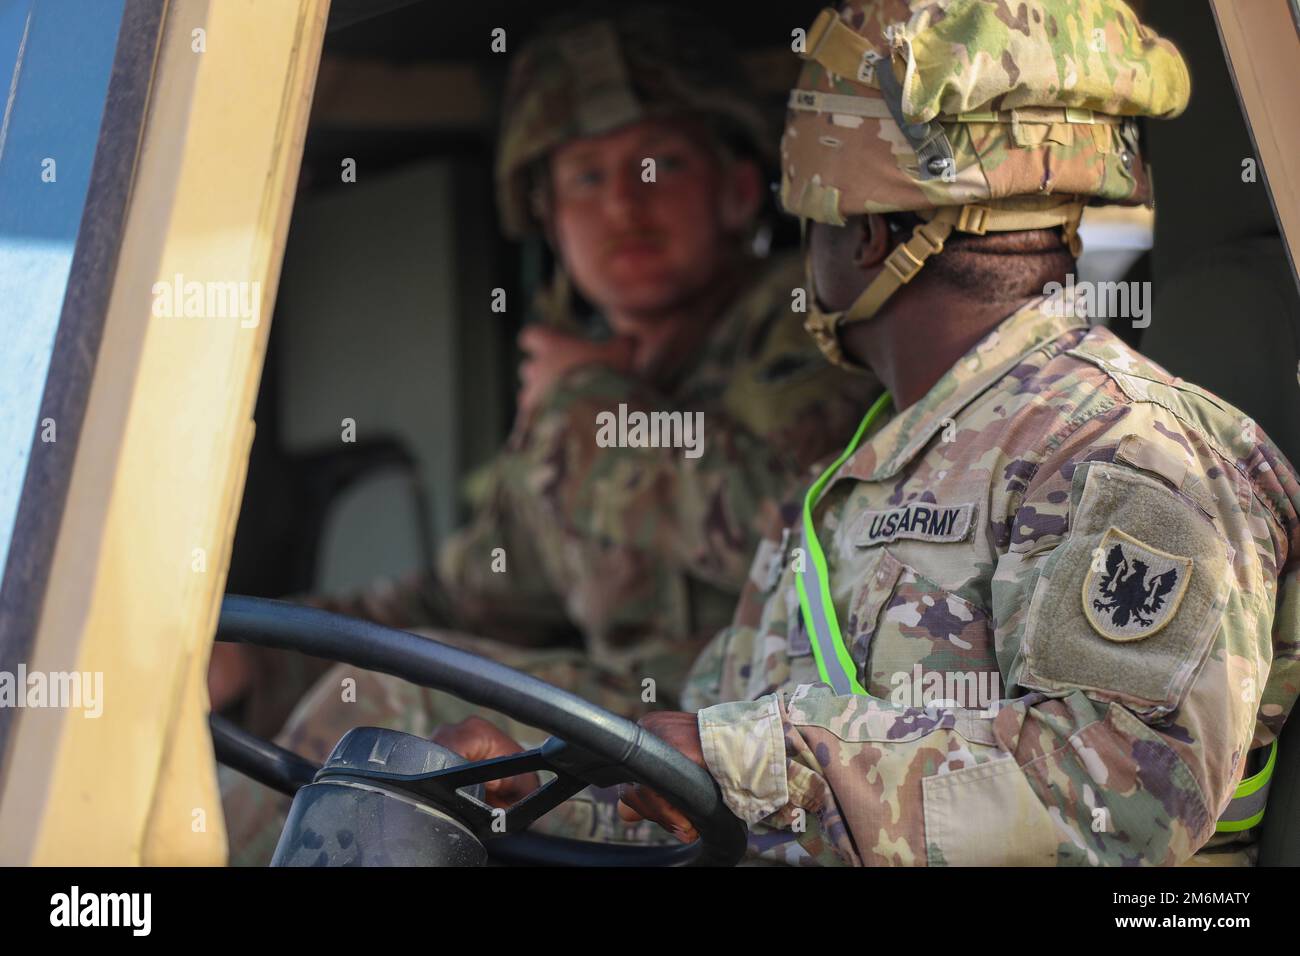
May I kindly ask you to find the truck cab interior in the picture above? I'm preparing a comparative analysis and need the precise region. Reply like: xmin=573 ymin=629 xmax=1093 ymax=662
xmin=0 ymin=0 xmax=1295 ymax=866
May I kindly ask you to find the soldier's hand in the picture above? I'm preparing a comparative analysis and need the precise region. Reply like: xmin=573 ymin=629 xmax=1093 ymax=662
xmin=432 ymin=716 xmax=541 ymax=809
xmin=616 ymin=711 xmax=706 ymax=843
xmin=516 ymin=325 xmax=636 ymax=418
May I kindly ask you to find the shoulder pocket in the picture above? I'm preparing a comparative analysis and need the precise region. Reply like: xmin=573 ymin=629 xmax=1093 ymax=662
xmin=1020 ymin=462 xmax=1234 ymax=717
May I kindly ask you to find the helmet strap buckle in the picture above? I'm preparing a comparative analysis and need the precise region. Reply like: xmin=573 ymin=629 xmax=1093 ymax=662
xmin=883 ymin=242 xmax=926 ymax=284
xmin=956 ymin=204 xmax=991 ymax=235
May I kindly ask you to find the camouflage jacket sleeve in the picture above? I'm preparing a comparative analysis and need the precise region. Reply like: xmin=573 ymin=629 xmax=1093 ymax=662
xmin=519 ymin=363 xmax=812 ymax=596
xmin=442 ymin=364 xmax=810 ymax=690
xmin=434 ymin=449 xmax=580 ymax=645
xmin=296 ymin=364 xmax=813 ymax=664
xmin=509 ymin=250 xmax=877 ymax=602
xmin=693 ymin=404 xmax=1300 ymax=866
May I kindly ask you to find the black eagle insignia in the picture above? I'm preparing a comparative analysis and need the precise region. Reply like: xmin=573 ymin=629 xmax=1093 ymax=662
xmin=1092 ymin=544 xmax=1179 ymax=629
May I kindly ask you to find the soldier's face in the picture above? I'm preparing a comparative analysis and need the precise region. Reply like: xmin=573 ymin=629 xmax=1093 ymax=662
xmin=548 ymin=118 xmax=761 ymax=319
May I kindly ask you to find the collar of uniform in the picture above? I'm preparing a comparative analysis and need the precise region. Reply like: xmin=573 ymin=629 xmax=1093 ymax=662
xmin=834 ymin=294 xmax=1088 ymax=485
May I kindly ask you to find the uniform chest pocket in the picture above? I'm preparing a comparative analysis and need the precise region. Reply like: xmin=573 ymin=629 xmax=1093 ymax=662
xmin=846 ymin=550 xmax=999 ymax=703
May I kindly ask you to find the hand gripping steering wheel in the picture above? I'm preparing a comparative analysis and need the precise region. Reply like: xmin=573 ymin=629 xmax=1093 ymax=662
xmin=212 ymin=595 xmax=747 ymax=866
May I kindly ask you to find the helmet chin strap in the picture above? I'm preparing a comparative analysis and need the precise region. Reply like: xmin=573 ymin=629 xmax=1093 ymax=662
xmin=842 ymin=205 xmax=963 ymax=323
xmin=802 ymin=198 xmax=1087 ymax=368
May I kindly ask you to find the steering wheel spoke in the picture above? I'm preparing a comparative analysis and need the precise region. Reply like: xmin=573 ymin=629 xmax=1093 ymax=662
xmin=500 ymin=774 xmax=589 ymax=832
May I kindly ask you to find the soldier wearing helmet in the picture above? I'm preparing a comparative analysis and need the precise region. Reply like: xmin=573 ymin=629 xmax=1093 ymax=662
xmin=599 ymin=0 xmax=1300 ymax=865
xmin=218 ymin=6 xmax=880 ymax=862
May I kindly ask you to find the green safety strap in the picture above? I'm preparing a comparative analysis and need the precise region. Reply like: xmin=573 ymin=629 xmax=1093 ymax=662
xmin=795 ymin=391 xmax=893 ymax=696
xmin=1215 ymin=739 xmax=1278 ymax=833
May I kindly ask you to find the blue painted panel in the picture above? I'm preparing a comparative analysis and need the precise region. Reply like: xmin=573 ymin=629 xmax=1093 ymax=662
xmin=0 ymin=0 xmax=127 ymax=579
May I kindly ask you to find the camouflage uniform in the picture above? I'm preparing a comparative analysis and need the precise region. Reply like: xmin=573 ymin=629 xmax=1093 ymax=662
xmin=680 ymin=0 xmax=1300 ymax=866
xmin=686 ymin=294 xmax=1300 ymax=865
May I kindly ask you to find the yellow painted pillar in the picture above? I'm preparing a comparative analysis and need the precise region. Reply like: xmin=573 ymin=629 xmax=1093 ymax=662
xmin=0 ymin=0 xmax=330 ymax=864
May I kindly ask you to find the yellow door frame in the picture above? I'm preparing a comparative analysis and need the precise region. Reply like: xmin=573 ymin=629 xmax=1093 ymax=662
xmin=1211 ymin=0 xmax=1300 ymax=285
xmin=0 ymin=0 xmax=329 ymax=864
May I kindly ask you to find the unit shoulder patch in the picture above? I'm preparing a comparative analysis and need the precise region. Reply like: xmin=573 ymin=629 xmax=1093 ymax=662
xmin=1082 ymin=527 xmax=1192 ymax=641
xmin=1018 ymin=460 xmax=1232 ymax=715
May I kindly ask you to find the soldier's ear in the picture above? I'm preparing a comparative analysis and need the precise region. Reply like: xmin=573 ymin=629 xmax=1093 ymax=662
xmin=853 ymin=214 xmax=892 ymax=272
xmin=529 ymin=158 xmax=559 ymax=249
xmin=718 ymin=158 xmax=763 ymax=234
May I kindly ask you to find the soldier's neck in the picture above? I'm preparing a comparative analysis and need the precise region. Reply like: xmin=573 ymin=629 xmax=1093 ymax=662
xmin=605 ymin=259 xmax=747 ymax=388
xmin=842 ymin=287 xmax=1037 ymax=411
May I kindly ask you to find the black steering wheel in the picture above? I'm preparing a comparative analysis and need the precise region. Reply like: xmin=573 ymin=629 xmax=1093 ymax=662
xmin=213 ymin=595 xmax=747 ymax=866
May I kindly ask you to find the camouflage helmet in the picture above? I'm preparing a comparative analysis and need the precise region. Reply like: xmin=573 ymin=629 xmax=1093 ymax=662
xmin=783 ymin=0 xmax=1191 ymax=363
xmin=495 ymin=5 xmax=776 ymax=239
